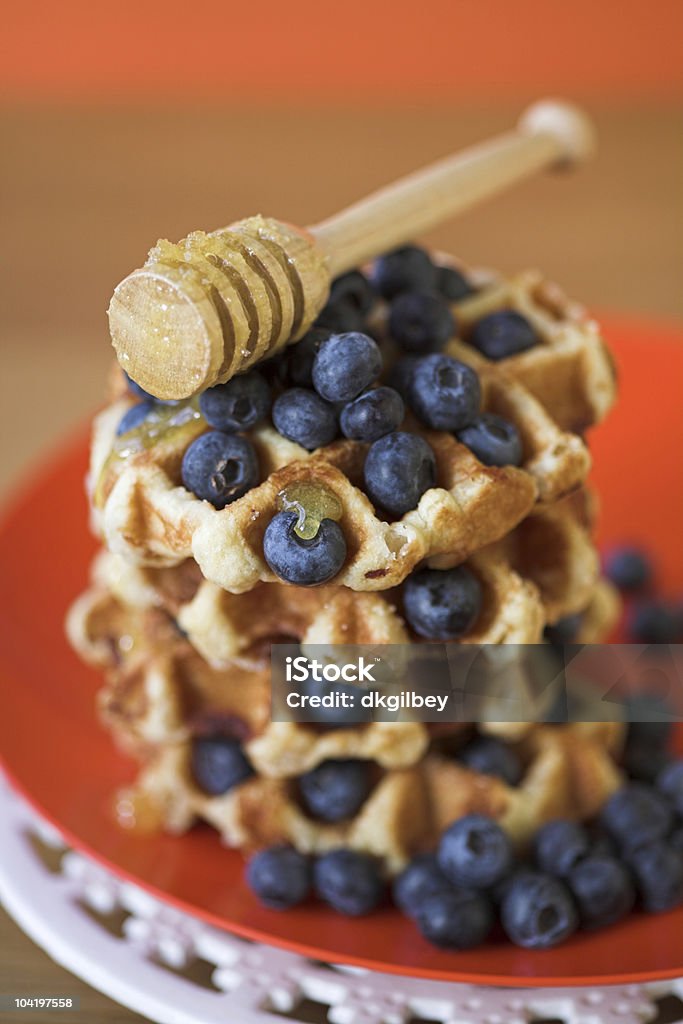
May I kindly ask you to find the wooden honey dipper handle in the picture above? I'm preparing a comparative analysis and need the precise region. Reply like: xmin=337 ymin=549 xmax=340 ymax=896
xmin=109 ymin=99 xmax=594 ymax=400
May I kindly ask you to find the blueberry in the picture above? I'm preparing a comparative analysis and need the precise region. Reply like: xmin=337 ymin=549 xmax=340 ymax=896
xmin=670 ymin=827 xmax=683 ymax=854
xmin=116 ymin=401 xmax=153 ymax=436
xmin=490 ymin=864 xmax=536 ymax=905
xmin=190 ymin=735 xmax=254 ymax=795
xmin=313 ymin=849 xmax=385 ymax=915
xmin=363 ymin=431 xmax=436 ymax=517
xmin=199 ymin=371 xmax=270 ymax=433
xmin=629 ymin=841 xmax=683 ymax=911
xmin=628 ymin=600 xmax=680 ymax=644
xmin=298 ymin=759 xmax=372 ymax=822
xmin=409 ymin=354 xmax=481 ymax=431
xmin=534 ymin=820 xmax=591 ymax=877
xmin=181 ymin=431 xmax=258 ymax=509
xmin=392 ymin=854 xmax=452 ymax=916
xmin=329 ymin=270 xmax=376 ymax=316
xmin=275 ymin=329 xmax=329 ymax=388
xmin=388 ymin=291 xmax=455 ymax=354
xmin=469 ymin=310 xmax=538 ymax=361
xmin=600 ymin=783 xmax=673 ymax=852
xmin=436 ymin=265 xmax=474 ymax=302
xmin=263 ymin=510 xmax=346 ymax=586
xmin=312 ymin=332 xmax=382 ymax=403
xmin=500 ymin=872 xmax=578 ymax=949
xmin=371 ymin=245 xmax=436 ymax=299
xmin=544 ymin=613 xmax=582 ymax=646
xmin=314 ymin=301 xmax=366 ymax=335
xmin=657 ymin=760 xmax=683 ymax=816
xmin=340 ymin=387 xmax=404 ymax=442
xmin=385 ymin=355 xmax=420 ymax=401
xmin=246 ymin=845 xmax=311 ymax=910
xmin=604 ymin=545 xmax=653 ymax=592
xmin=414 ymin=889 xmax=493 ymax=949
xmin=566 ymin=855 xmax=635 ymax=929
xmin=272 ymin=388 xmax=338 ymax=450
xmin=458 ymin=736 xmax=523 ymax=786
xmin=123 ymin=370 xmax=157 ymax=403
xmin=438 ymin=814 xmax=513 ymax=889
xmin=403 ymin=566 xmax=482 ymax=641
xmin=456 ymin=413 xmax=523 ymax=468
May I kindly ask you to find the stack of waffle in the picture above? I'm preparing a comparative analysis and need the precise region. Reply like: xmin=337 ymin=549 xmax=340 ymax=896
xmin=67 ymin=252 xmax=624 ymax=874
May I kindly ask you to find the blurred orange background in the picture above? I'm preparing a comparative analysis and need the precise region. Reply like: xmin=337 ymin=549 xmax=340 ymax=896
xmin=1 ymin=0 xmax=682 ymax=501
xmin=3 ymin=0 xmax=683 ymax=101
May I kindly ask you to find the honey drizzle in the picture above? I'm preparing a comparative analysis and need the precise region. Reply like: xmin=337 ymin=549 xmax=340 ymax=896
xmin=277 ymin=481 xmax=342 ymax=540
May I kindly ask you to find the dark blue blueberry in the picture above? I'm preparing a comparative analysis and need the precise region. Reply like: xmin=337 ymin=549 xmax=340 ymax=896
xmin=409 ymin=354 xmax=481 ymax=431
xmin=456 ymin=413 xmax=523 ymax=467
xmin=263 ymin=510 xmax=346 ymax=586
xmin=657 ymin=760 xmax=683 ymax=816
xmin=629 ymin=841 xmax=683 ymax=911
xmin=534 ymin=820 xmax=591 ymax=877
xmin=278 ymin=329 xmax=330 ymax=388
xmin=388 ymin=291 xmax=456 ymax=354
xmin=458 ymin=736 xmax=523 ymax=786
xmin=329 ymin=270 xmax=376 ymax=316
xmin=116 ymin=401 xmax=153 ymax=436
xmin=628 ymin=600 xmax=681 ymax=644
xmin=123 ymin=370 xmax=156 ymax=403
xmin=566 ymin=855 xmax=635 ymax=929
xmin=469 ymin=310 xmax=538 ymax=361
xmin=670 ymin=827 xmax=683 ymax=854
xmin=315 ymin=303 xmax=365 ymax=335
xmin=340 ymin=387 xmax=404 ymax=442
xmin=392 ymin=853 xmax=452 ymax=916
xmin=363 ymin=431 xmax=436 ymax=517
xmin=312 ymin=332 xmax=382 ymax=402
xmin=600 ymin=783 xmax=673 ymax=852
xmin=246 ymin=845 xmax=311 ymax=910
xmin=436 ymin=265 xmax=474 ymax=302
xmin=414 ymin=889 xmax=493 ymax=950
xmin=298 ymin=759 xmax=372 ymax=822
xmin=190 ymin=735 xmax=254 ymax=796
xmin=181 ymin=431 xmax=258 ymax=509
xmin=313 ymin=849 xmax=385 ymax=916
xmin=371 ymin=245 xmax=436 ymax=299
xmin=544 ymin=613 xmax=582 ymax=646
xmin=490 ymin=864 xmax=537 ymax=905
xmin=500 ymin=871 xmax=578 ymax=949
xmin=271 ymin=388 xmax=338 ymax=450
xmin=385 ymin=355 xmax=420 ymax=401
xmin=437 ymin=814 xmax=513 ymax=889
xmin=199 ymin=371 xmax=270 ymax=433
xmin=403 ymin=566 xmax=482 ymax=641
xmin=604 ymin=545 xmax=653 ymax=592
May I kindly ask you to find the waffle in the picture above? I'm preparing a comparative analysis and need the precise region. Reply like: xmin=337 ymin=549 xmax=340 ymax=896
xmin=67 ymin=573 xmax=624 ymax=870
xmin=88 ymin=346 xmax=589 ymax=598
xmin=435 ymin=259 xmax=617 ymax=433
xmin=113 ymin=721 xmax=624 ymax=874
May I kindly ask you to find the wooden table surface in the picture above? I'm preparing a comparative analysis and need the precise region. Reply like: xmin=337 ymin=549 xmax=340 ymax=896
xmin=1 ymin=103 xmax=682 ymax=1022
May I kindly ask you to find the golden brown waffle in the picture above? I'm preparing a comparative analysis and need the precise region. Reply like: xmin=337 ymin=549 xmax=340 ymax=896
xmin=89 ymin=280 xmax=592 ymax=594
xmin=114 ymin=722 xmax=624 ymax=874
xmin=437 ymin=259 xmax=617 ymax=432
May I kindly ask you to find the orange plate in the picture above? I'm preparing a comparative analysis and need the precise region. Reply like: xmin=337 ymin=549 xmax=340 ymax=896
xmin=1 ymin=318 xmax=683 ymax=986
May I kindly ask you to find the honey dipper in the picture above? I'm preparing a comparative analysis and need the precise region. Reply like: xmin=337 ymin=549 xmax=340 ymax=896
xmin=109 ymin=99 xmax=594 ymax=401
